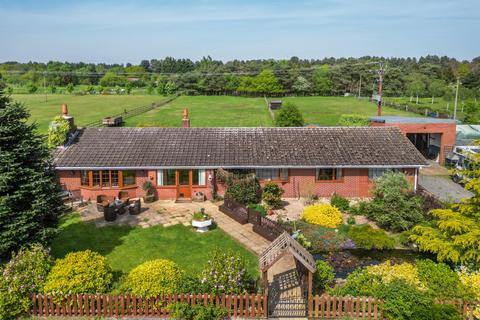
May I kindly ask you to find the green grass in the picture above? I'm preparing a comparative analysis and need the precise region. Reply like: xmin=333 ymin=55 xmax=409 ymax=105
xmin=124 ymin=95 xmax=272 ymax=127
xmin=11 ymin=94 xmax=166 ymax=133
xmin=384 ymin=96 xmax=469 ymax=118
xmin=50 ymin=213 xmax=258 ymax=278
xmin=276 ymin=96 xmax=416 ymax=126
xmin=126 ymin=95 xmax=417 ymax=127
xmin=12 ymin=94 xmax=420 ymax=133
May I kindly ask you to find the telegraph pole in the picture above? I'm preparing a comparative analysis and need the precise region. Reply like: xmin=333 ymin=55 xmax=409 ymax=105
xmin=358 ymin=74 xmax=362 ymax=98
xmin=377 ymin=62 xmax=384 ymax=116
xmin=43 ymin=72 xmax=47 ymax=103
xmin=453 ymin=78 xmax=460 ymax=120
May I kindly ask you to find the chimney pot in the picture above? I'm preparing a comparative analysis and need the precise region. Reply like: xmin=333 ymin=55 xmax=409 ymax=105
xmin=62 ymin=104 xmax=68 ymax=116
xmin=182 ymin=107 xmax=190 ymax=128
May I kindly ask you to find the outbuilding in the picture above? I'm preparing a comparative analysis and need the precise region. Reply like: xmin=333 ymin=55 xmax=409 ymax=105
xmin=369 ymin=116 xmax=457 ymax=165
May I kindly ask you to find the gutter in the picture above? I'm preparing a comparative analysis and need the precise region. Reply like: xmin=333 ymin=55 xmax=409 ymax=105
xmin=56 ymin=164 xmax=427 ymax=170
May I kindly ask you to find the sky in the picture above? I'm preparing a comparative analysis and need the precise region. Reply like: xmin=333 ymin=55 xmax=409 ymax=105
xmin=0 ymin=0 xmax=479 ymax=64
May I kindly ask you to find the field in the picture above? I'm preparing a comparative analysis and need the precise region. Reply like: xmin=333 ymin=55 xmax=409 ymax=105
xmin=51 ymin=213 xmax=259 ymax=278
xmin=383 ymin=96 xmax=468 ymax=118
xmin=11 ymin=94 xmax=166 ymax=132
xmin=11 ymin=94 xmax=419 ymax=133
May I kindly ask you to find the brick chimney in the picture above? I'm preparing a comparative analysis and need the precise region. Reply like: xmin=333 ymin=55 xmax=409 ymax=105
xmin=182 ymin=108 xmax=190 ymax=128
xmin=61 ymin=103 xmax=76 ymax=132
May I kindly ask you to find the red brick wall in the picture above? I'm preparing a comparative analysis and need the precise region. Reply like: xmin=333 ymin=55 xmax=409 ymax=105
xmin=58 ymin=168 xmax=416 ymax=201
xmin=370 ymin=122 xmax=456 ymax=164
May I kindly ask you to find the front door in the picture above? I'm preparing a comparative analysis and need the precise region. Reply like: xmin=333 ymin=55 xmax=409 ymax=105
xmin=176 ymin=170 xmax=192 ymax=199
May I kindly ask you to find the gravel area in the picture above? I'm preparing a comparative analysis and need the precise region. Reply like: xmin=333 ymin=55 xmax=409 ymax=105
xmin=419 ymin=175 xmax=473 ymax=203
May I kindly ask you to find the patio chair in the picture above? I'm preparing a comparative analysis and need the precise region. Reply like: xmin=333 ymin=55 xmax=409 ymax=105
xmin=129 ymin=198 xmax=141 ymax=215
xmin=118 ymin=191 xmax=130 ymax=205
xmin=103 ymin=204 xmax=117 ymax=222
xmin=96 ymin=194 xmax=109 ymax=212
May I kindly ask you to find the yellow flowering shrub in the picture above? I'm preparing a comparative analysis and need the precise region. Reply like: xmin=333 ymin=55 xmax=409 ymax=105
xmin=44 ymin=250 xmax=112 ymax=295
xmin=126 ymin=259 xmax=183 ymax=297
xmin=366 ymin=261 xmax=423 ymax=288
xmin=302 ymin=204 xmax=343 ymax=228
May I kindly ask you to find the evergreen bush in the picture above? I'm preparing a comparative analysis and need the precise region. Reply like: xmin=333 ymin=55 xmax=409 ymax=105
xmin=313 ymin=260 xmax=335 ymax=292
xmin=44 ymin=250 xmax=112 ymax=295
xmin=347 ymin=225 xmax=395 ymax=250
xmin=126 ymin=259 xmax=183 ymax=297
xmin=302 ymin=204 xmax=343 ymax=228
xmin=262 ymin=182 xmax=284 ymax=208
xmin=330 ymin=193 xmax=350 ymax=212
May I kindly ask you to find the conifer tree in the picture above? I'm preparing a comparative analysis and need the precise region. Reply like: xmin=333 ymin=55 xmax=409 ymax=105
xmin=0 ymin=76 xmax=63 ymax=257
xmin=411 ymin=144 xmax=480 ymax=265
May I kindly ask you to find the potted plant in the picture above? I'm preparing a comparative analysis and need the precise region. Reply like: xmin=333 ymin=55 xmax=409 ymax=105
xmin=191 ymin=208 xmax=213 ymax=233
xmin=142 ymin=181 xmax=156 ymax=203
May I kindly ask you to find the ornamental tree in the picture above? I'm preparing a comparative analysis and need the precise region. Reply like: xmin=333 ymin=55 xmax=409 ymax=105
xmin=275 ymin=102 xmax=304 ymax=127
xmin=0 ymin=80 xmax=63 ymax=257
xmin=411 ymin=142 xmax=480 ymax=265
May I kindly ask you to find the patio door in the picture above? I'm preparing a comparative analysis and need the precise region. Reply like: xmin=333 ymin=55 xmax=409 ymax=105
xmin=176 ymin=170 xmax=192 ymax=199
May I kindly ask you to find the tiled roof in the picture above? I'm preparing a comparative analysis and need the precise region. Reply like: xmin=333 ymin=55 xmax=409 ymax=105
xmin=53 ymin=127 xmax=428 ymax=169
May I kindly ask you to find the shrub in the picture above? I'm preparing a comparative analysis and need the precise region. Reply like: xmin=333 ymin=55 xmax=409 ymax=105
xmin=367 ymin=261 xmax=421 ymax=288
xmin=218 ymin=170 xmax=261 ymax=205
xmin=328 ymin=268 xmax=382 ymax=297
xmin=262 ymin=182 xmax=284 ymax=208
xmin=294 ymin=220 xmax=347 ymax=252
xmin=410 ymin=304 xmax=462 ymax=320
xmin=275 ymin=102 xmax=304 ymax=127
xmin=44 ymin=250 xmax=112 ymax=295
xmin=347 ymin=216 xmax=356 ymax=225
xmin=347 ymin=225 xmax=395 ymax=250
xmin=126 ymin=259 xmax=183 ymax=297
xmin=201 ymin=250 xmax=248 ymax=295
xmin=416 ymin=259 xmax=465 ymax=299
xmin=313 ymin=261 xmax=335 ymax=293
xmin=337 ymin=114 xmax=369 ymax=127
xmin=247 ymin=203 xmax=267 ymax=216
xmin=0 ymin=244 xmax=52 ymax=319
xmin=361 ymin=172 xmax=425 ymax=232
xmin=378 ymin=280 xmax=432 ymax=320
xmin=330 ymin=193 xmax=350 ymax=211
xmin=302 ymin=204 xmax=343 ymax=228
xmin=167 ymin=302 xmax=229 ymax=320
xmin=458 ymin=269 xmax=480 ymax=318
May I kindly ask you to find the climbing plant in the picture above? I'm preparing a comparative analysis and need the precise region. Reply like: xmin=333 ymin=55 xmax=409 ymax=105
xmin=47 ymin=116 xmax=70 ymax=148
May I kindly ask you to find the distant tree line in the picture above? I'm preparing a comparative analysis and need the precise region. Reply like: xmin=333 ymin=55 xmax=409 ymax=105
xmin=1 ymin=55 xmax=480 ymax=99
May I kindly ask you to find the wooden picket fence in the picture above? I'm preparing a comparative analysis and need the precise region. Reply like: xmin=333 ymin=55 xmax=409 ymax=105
xmin=30 ymin=293 xmax=267 ymax=318
xmin=308 ymin=295 xmax=383 ymax=319
xmin=436 ymin=299 xmax=480 ymax=320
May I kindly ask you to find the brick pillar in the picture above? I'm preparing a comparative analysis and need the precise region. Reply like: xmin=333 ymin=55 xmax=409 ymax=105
xmin=182 ymin=108 xmax=190 ymax=128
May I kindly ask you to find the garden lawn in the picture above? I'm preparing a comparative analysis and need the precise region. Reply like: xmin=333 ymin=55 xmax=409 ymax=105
xmin=11 ymin=94 xmax=167 ymax=133
xmin=50 ymin=213 xmax=258 ymax=278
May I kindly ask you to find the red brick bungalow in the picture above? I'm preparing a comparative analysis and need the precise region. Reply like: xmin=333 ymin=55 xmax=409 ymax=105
xmin=54 ymin=116 xmax=427 ymax=202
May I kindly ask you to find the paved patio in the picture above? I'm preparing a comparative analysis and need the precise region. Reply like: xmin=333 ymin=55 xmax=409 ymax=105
xmin=78 ymin=199 xmax=270 ymax=255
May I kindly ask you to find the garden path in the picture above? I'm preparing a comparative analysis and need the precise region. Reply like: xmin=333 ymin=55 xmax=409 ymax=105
xmin=267 ymin=254 xmax=307 ymax=319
